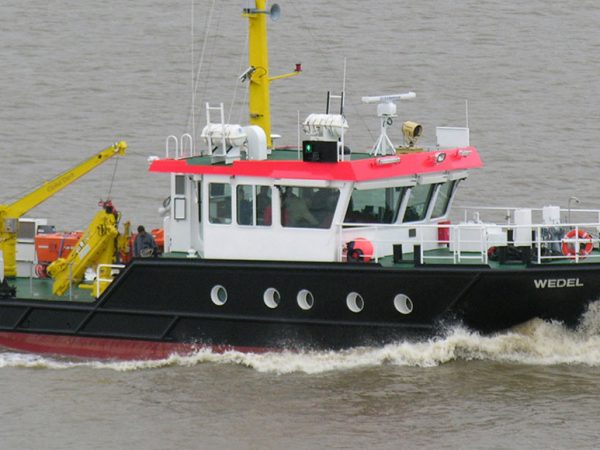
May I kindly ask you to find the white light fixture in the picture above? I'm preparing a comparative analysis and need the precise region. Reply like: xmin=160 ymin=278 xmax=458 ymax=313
xmin=373 ymin=155 xmax=401 ymax=166
xmin=455 ymin=148 xmax=472 ymax=158
xmin=430 ymin=152 xmax=446 ymax=165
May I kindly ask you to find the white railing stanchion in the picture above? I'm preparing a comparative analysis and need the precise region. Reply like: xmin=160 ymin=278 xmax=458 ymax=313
xmin=166 ymin=135 xmax=179 ymax=158
xmin=95 ymin=264 xmax=126 ymax=298
xmin=536 ymin=226 xmax=542 ymax=264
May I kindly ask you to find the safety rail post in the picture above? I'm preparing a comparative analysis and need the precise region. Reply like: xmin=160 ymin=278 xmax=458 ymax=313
xmin=456 ymin=226 xmax=462 ymax=263
xmin=95 ymin=264 xmax=125 ymax=298
xmin=419 ymin=230 xmax=424 ymax=264
xmin=166 ymin=135 xmax=179 ymax=158
xmin=575 ymin=225 xmax=580 ymax=264
xmin=180 ymin=133 xmax=194 ymax=158
xmin=480 ymin=225 xmax=486 ymax=264
xmin=536 ymin=225 xmax=542 ymax=264
xmin=29 ymin=260 xmax=33 ymax=295
xmin=68 ymin=262 xmax=73 ymax=301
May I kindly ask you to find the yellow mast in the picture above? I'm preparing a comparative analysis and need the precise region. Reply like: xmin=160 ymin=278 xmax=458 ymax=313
xmin=243 ymin=1 xmax=300 ymax=148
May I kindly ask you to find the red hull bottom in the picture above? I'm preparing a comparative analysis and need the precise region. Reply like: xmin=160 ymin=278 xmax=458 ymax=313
xmin=0 ymin=332 xmax=268 ymax=360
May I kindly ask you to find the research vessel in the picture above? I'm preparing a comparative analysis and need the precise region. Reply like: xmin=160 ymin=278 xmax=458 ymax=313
xmin=1 ymin=1 xmax=600 ymax=359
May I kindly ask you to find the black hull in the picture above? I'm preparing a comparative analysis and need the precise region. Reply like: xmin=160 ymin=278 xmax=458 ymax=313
xmin=0 ymin=258 xmax=599 ymax=358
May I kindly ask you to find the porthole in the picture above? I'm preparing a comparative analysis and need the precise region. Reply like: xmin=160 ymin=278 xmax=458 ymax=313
xmin=264 ymin=288 xmax=281 ymax=309
xmin=210 ymin=285 xmax=228 ymax=306
xmin=297 ymin=289 xmax=314 ymax=311
xmin=394 ymin=294 xmax=413 ymax=315
xmin=346 ymin=292 xmax=364 ymax=313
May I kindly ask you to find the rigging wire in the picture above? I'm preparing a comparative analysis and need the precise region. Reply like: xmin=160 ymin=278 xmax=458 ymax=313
xmin=105 ymin=153 xmax=121 ymax=201
xmin=227 ymin=32 xmax=250 ymax=124
xmin=185 ymin=0 xmax=218 ymax=139
xmin=235 ymin=84 xmax=250 ymax=126
xmin=198 ymin=1 xmax=224 ymax=122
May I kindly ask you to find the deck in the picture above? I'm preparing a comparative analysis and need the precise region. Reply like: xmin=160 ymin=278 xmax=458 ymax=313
xmin=7 ymin=242 xmax=600 ymax=304
xmin=11 ymin=276 xmax=95 ymax=302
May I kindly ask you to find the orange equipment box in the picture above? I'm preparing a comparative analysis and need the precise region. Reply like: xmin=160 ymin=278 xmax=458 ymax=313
xmin=35 ymin=231 xmax=83 ymax=264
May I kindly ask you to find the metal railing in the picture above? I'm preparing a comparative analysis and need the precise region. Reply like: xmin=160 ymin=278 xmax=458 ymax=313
xmin=95 ymin=264 xmax=125 ymax=298
xmin=340 ymin=208 xmax=600 ymax=266
xmin=165 ymin=133 xmax=195 ymax=159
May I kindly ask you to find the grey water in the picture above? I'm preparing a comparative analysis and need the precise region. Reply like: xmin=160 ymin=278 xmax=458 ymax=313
xmin=1 ymin=0 xmax=600 ymax=448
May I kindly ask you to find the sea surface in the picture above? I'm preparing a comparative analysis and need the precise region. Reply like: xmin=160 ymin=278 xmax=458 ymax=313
xmin=1 ymin=1 xmax=600 ymax=449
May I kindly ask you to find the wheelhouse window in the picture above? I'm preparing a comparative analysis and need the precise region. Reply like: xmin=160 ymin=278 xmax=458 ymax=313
xmin=431 ymin=181 xmax=456 ymax=218
xmin=344 ymin=187 xmax=406 ymax=224
xmin=403 ymin=184 xmax=436 ymax=222
xmin=255 ymin=186 xmax=272 ymax=226
xmin=281 ymin=186 xmax=339 ymax=228
xmin=209 ymin=183 xmax=231 ymax=224
xmin=173 ymin=175 xmax=187 ymax=220
xmin=236 ymin=185 xmax=272 ymax=226
xmin=175 ymin=175 xmax=186 ymax=195
xmin=237 ymin=185 xmax=253 ymax=225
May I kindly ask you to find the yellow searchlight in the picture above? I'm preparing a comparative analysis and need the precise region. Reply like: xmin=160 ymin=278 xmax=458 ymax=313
xmin=402 ymin=121 xmax=423 ymax=147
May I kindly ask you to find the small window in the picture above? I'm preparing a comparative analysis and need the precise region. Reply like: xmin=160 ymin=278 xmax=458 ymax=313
xmin=256 ymin=186 xmax=272 ymax=226
xmin=175 ymin=175 xmax=186 ymax=195
xmin=403 ymin=184 xmax=435 ymax=222
xmin=209 ymin=183 xmax=232 ymax=224
xmin=211 ymin=285 xmax=228 ymax=306
xmin=431 ymin=181 xmax=456 ymax=218
xmin=174 ymin=197 xmax=186 ymax=220
xmin=237 ymin=185 xmax=254 ymax=225
xmin=263 ymin=288 xmax=281 ymax=309
xmin=344 ymin=187 xmax=406 ymax=224
xmin=297 ymin=289 xmax=314 ymax=310
xmin=17 ymin=221 xmax=36 ymax=240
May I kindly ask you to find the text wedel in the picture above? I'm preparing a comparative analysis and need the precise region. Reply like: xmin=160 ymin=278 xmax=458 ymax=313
xmin=534 ymin=278 xmax=584 ymax=289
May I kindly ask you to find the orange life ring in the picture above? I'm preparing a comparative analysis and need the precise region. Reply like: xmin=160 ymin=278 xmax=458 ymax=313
xmin=561 ymin=229 xmax=593 ymax=258
xmin=346 ymin=238 xmax=374 ymax=263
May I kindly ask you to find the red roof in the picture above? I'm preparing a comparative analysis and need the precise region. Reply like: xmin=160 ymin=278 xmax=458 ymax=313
xmin=149 ymin=146 xmax=482 ymax=181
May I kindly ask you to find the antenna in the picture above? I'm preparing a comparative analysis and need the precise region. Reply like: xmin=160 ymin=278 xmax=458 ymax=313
xmin=341 ymin=57 xmax=347 ymax=115
xmin=362 ymin=91 xmax=416 ymax=155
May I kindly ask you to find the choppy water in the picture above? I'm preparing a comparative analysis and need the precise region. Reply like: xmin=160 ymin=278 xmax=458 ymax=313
xmin=2 ymin=0 xmax=600 ymax=448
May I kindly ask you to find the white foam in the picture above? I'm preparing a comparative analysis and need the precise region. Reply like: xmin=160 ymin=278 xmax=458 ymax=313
xmin=2 ymin=302 xmax=600 ymax=374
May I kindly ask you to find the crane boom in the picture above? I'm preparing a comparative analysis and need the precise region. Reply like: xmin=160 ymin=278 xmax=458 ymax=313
xmin=0 ymin=141 xmax=127 ymax=278
xmin=3 ymin=141 xmax=127 ymax=218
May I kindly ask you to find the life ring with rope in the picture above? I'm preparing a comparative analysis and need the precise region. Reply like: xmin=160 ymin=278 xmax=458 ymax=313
xmin=561 ymin=229 xmax=593 ymax=258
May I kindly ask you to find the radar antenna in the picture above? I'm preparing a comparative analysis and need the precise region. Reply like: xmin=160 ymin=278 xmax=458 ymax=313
xmin=361 ymin=92 xmax=416 ymax=156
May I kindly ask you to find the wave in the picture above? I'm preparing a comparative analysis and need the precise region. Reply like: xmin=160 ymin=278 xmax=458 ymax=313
xmin=3 ymin=302 xmax=600 ymax=374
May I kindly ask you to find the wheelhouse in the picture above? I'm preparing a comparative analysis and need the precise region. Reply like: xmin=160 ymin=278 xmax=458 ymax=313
xmin=150 ymin=126 xmax=480 ymax=262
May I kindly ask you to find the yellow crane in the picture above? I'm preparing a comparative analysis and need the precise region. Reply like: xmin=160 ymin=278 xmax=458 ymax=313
xmin=0 ymin=141 xmax=127 ymax=278
xmin=47 ymin=200 xmax=130 ymax=297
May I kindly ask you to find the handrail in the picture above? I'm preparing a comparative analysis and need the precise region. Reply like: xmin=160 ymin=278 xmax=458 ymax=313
xmin=340 ymin=220 xmax=600 ymax=265
xmin=165 ymin=134 xmax=196 ymax=159
xmin=95 ymin=264 xmax=125 ymax=298
xmin=166 ymin=135 xmax=179 ymax=158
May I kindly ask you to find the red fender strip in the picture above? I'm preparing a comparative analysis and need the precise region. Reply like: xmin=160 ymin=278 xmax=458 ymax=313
xmin=0 ymin=332 xmax=270 ymax=360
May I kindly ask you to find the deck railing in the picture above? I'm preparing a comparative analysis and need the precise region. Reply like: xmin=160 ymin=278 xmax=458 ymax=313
xmin=340 ymin=206 xmax=600 ymax=266
xmin=165 ymin=133 xmax=195 ymax=159
xmin=95 ymin=264 xmax=125 ymax=298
